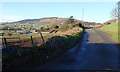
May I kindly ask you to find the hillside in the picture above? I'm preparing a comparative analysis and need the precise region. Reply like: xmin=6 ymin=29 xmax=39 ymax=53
xmin=1 ymin=17 xmax=99 ymax=29
xmin=1 ymin=17 xmax=74 ymax=25
xmin=103 ymin=19 xmax=118 ymax=25
xmin=0 ymin=17 xmax=81 ymax=30
xmin=0 ymin=16 xmax=102 ymax=37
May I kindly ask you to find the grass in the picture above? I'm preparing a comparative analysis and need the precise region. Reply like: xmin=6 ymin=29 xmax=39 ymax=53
xmin=100 ymin=22 xmax=118 ymax=42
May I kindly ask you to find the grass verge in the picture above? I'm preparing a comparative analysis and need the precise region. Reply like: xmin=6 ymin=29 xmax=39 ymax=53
xmin=100 ymin=22 xmax=119 ymax=43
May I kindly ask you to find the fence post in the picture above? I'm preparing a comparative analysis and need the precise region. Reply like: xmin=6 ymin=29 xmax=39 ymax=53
xmin=18 ymin=36 xmax=23 ymax=48
xmin=3 ymin=38 xmax=7 ymax=48
xmin=39 ymin=32 xmax=45 ymax=43
xmin=2 ymin=38 xmax=4 ymax=46
xmin=30 ymin=36 xmax=34 ymax=47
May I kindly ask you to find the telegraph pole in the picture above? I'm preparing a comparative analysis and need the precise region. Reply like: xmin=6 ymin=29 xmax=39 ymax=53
xmin=82 ymin=8 xmax=84 ymax=22
xmin=82 ymin=8 xmax=85 ymax=32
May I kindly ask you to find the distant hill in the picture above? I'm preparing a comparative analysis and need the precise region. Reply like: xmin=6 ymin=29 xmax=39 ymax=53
xmin=1 ymin=17 xmax=96 ymax=26
xmin=2 ymin=17 xmax=68 ymax=24
xmin=16 ymin=19 xmax=40 ymax=23
xmin=0 ymin=17 xmax=81 ymax=30
xmin=103 ymin=19 xmax=118 ymax=25
xmin=1 ymin=17 xmax=102 ymax=30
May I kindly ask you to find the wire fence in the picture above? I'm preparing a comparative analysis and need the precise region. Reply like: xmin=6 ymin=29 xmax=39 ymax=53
xmin=2 ymin=32 xmax=51 ymax=48
xmin=1 ymin=32 xmax=53 ymax=56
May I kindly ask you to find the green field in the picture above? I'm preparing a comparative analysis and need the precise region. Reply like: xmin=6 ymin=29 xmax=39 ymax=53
xmin=100 ymin=22 xmax=119 ymax=42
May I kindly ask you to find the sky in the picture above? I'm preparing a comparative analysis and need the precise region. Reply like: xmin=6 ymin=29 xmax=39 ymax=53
xmin=0 ymin=2 xmax=117 ymax=23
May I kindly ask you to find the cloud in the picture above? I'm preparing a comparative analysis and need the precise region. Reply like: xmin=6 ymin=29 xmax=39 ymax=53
xmin=0 ymin=15 xmax=23 ymax=22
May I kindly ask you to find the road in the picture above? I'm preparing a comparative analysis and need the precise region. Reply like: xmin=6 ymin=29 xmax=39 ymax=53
xmin=34 ymin=28 xmax=118 ymax=70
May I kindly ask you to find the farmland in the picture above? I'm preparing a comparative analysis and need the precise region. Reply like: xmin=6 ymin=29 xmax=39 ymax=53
xmin=2 ymin=16 xmax=85 ymax=70
xmin=1 ymin=17 xmax=94 ymax=48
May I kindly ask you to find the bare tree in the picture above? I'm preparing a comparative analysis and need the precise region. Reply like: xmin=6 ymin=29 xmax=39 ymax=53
xmin=111 ymin=1 xmax=120 ymax=19
xmin=118 ymin=1 xmax=120 ymax=19
xmin=111 ymin=7 xmax=118 ymax=18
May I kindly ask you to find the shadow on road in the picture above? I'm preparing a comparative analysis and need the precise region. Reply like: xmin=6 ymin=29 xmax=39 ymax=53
xmin=35 ymin=43 xmax=119 ymax=70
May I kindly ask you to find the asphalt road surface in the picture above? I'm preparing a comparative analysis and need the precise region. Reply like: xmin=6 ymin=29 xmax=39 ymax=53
xmin=34 ymin=28 xmax=118 ymax=70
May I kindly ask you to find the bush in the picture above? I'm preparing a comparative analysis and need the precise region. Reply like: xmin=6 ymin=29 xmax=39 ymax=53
xmin=19 ymin=32 xmax=23 ymax=35
xmin=59 ymin=24 xmax=71 ymax=31
xmin=107 ymin=22 xmax=111 ymax=25
xmin=54 ymin=25 xmax=59 ymax=29
xmin=7 ymin=33 xmax=12 ymax=36
xmin=63 ymin=16 xmax=75 ymax=24
xmin=40 ymin=27 xmax=45 ymax=30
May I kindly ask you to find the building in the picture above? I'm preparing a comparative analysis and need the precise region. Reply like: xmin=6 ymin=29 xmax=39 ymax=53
xmin=25 ymin=31 xmax=32 ymax=34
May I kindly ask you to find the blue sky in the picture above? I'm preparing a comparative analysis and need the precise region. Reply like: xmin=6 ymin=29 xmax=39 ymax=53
xmin=1 ymin=2 xmax=117 ymax=23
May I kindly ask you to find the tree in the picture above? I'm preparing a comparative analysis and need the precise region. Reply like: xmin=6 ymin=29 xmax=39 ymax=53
xmin=7 ymin=33 xmax=12 ymax=36
xmin=54 ymin=25 xmax=59 ymax=29
xmin=69 ymin=16 xmax=74 ymax=19
xmin=118 ymin=1 xmax=120 ymax=19
xmin=111 ymin=7 xmax=118 ymax=19
xmin=64 ymin=16 xmax=74 ymax=24
xmin=111 ymin=1 xmax=120 ymax=19
xmin=40 ymin=27 xmax=44 ymax=30
xmin=68 ymin=16 xmax=74 ymax=23
xmin=78 ymin=23 xmax=85 ymax=32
